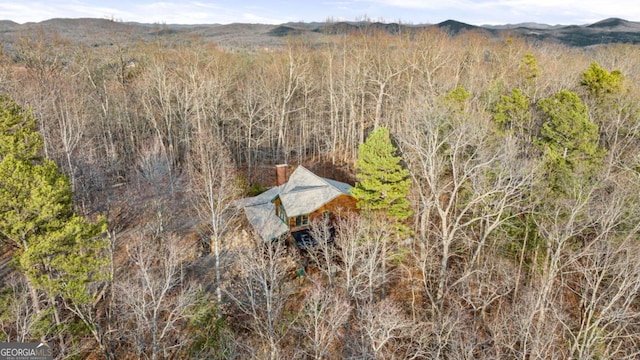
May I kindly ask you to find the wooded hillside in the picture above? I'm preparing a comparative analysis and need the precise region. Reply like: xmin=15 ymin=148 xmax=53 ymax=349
xmin=1 ymin=23 xmax=640 ymax=359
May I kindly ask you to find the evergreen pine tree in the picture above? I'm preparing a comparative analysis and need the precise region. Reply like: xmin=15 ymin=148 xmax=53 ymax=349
xmin=536 ymin=90 xmax=604 ymax=193
xmin=493 ymin=88 xmax=531 ymax=133
xmin=0 ymin=96 xmax=108 ymax=311
xmin=351 ymin=127 xmax=412 ymax=234
xmin=580 ymin=62 xmax=625 ymax=100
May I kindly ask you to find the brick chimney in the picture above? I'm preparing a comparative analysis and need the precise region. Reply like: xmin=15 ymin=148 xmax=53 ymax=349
xmin=275 ymin=164 xmax=289 ymax=186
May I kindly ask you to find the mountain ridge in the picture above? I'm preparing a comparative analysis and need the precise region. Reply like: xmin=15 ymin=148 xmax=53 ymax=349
xmin=1 ymin=17 xmax=640 ymax=49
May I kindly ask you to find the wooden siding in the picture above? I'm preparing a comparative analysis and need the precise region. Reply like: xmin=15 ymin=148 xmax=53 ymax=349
xmin=288 ymin=194 xmax=357 ymax=232
xmin=274 ymin=197 xmax=281 ymax=217
xmin=310 ymin=194 xmax=358 ymax=222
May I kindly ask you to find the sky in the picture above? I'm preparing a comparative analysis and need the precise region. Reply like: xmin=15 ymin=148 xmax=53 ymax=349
xmin=0 ymin=1 xmax=638 ymax=26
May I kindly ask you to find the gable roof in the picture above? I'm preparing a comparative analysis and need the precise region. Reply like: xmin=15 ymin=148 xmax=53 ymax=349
xmin=233 ymin=184 xmax=283 ymax=209
xmin=235 ymin=165 xmax=353 ymax=241
xmin=278 ymin=166 xmax=351 ymax=217
xmin=233 ymin=185 xmax=288 ymax=242
xmin=243 ymin=202 xmax=290 ymax=242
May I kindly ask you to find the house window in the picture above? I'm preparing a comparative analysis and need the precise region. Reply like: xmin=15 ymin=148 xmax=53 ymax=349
xmin=294 ymin=214 xmax=309 ymax=227
xmin=278 ymin=202 xmax=287 ymax=223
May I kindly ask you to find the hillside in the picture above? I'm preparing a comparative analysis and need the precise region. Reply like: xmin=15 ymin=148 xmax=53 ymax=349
xmin=1 ymin=17 xmax=640 ymax=50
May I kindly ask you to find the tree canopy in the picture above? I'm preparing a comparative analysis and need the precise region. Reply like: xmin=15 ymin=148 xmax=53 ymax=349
xmin=536 ymin=90 xmax=604 ymax=192
xmin=351 ymin=127 xmax=412 ymax=234
xmin=493 ymin=87 xmax=531 ymax=133
xmin=0 ymin=96 xmax=108 ymax=309
xmin=580 ymin=62 xmax=625 ymax=100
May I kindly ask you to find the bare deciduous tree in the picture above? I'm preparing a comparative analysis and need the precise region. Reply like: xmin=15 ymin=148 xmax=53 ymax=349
xmin=399 ymin=104 xmax=532 ymax=308
xmin=296 ymin=285 xmax=351 ymax=359
xmin=357 ymin=298 xmax=411 ymax=359
xmin=116 ymin=232 xmax=198 ymax=360
xmin=0 ymin=274 xmax=39 ymax=343
xmin=333 ymin=217 xmax=388 ymax=304
xmin=189 ymin=128 xmax=241 ymax=310
xmin=226 ymin=238 xmax=294 ymax=360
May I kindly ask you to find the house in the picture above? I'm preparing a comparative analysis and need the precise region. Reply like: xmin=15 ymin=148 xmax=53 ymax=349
xmin=235 ymin=165 xmax=357 ymax=247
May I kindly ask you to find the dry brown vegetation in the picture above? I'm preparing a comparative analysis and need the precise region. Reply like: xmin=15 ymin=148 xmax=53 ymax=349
xmin=1 ymin=22 xmax=640 ymax=359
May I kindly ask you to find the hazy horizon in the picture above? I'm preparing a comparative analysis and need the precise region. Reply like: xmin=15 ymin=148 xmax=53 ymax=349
xmin=0 ymin=1 xmax=638 ymax=27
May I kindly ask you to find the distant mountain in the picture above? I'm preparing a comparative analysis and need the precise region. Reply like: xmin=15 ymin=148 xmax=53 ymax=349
xmin=588 ymin=18 xmax=624 ymax=28
xmin=483 ymin=22 xmax=566 ymax=30
xmin=315 ymin=21 xmax=360 ymax=35
xmin=587 ymin=17 xmax=640 ymax=30
xmin=311 ymin=18 xmax=640 ymax=47
xmin=268 ymin=25 xmax=308 ymax=37
xmin=552 ymin=18 xmax=640 ymax=46
xmin=0 ymin=17 xmax=640 ymax=50
xmin=283 ymin=21 xmax=326 ymax=29
xmin=0 ymin=20 xmax=18 ymax=28
xmin=436 ymin=20 xmax=487 ymax=35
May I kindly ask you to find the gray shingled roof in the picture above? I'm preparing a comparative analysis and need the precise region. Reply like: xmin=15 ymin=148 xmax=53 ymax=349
xmin=279 ymin=166 xmax=351 ymax=217
xmin=243 ymin=202 xmax=289 ymax=242
xmin=233 ymin=185 xmax=282 ymax=208
xmin=235 ymin=165 xmax=353 ymax=241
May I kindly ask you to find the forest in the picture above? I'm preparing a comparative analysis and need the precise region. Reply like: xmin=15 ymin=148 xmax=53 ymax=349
xmin=1 ymin=22 xmax=640 ymax=359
